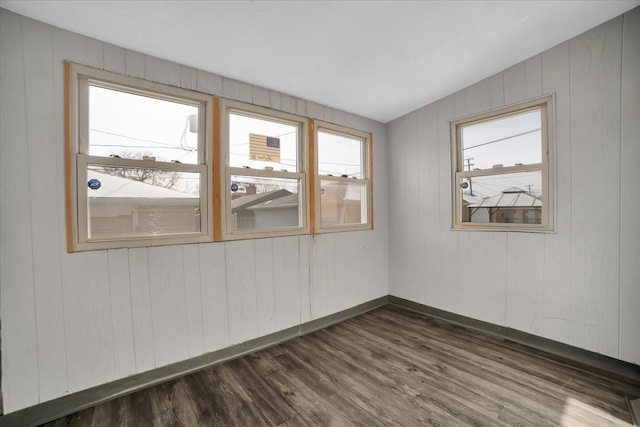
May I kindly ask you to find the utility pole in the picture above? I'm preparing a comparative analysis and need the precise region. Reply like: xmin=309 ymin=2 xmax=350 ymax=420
xmin=464 ymin=157 xmax=474 ymax=196
xmin=525 ymin=184 xmax=532 ymax=194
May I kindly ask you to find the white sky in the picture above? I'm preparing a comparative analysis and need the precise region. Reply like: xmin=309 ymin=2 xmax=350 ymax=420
xmin=461 ymin=109 xmax=543 ymax=198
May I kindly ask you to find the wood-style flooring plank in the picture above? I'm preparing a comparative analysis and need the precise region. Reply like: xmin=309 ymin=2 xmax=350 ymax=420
xmin=40 ymin=306 xmax=639 ymax=426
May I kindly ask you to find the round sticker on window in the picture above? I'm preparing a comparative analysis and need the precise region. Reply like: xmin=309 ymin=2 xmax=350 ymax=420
xmin=231 ymin=183 xmax=239 ymax=192
xmin=88 ymin=178 xmax=101 ymax=190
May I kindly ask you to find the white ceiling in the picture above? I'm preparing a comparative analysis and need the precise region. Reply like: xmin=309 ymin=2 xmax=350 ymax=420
xmin=1 ymin=1 xmax=637 ymax=123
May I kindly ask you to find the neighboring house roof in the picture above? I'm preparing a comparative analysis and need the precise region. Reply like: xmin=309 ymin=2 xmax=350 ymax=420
xmin=231 ymin=189 xmax=292 ymax=212
xmin=248 ymin=193 xmax=299 ymax=211
xmin=88 ymin=171 xmax=196 ymax=199
xmin=467 ymin=187 xmax=541 ymax=208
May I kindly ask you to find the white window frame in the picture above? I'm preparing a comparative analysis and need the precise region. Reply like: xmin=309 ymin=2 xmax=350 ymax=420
xmin=313 ymin=121 xmax=373 ymax=233
xmin=220 ymin=99 xmax=309 ymax=240
xmin=67 ymin=62 xmax=214 ymax=251
xmin=450 ymin=95 xmax=555 ymax=232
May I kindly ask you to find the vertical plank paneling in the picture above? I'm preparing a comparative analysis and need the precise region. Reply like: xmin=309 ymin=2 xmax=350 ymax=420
xmin=147 ymin=246 xmax=189 ymax=367
xmin=196 ymin=70 xmax=222 ymax=95
xmin=507 ymin=233 xmax=544 ymax=334
xmin=542 ymin=41 xmax=572 ymax=344
xmin=453 ymin=91 xmax=472 ymax=316
xmin=254 ymin=238 xmax=276 ymax=336
xmin=269 ymin=91 xmax=282 ymax=110
xmin=128 ymin=247 xmax=155 ymax=373
xmin=103 ymin=44 xmax=125 ymax=74
xmin=61 ymin=252 xmax=116 ymax=393
xmin=298 ymin=235 xmax=311 ymax=323
xmin=416 ymin=105 xmax=440 ymax=306
xmin=180 ymin=66 xmax=197 ymax=91
xmin=252 ymin=86 xmax=270 ymax=107
xmin=106 ymin=249 xmax=136 ymax=379
xmin=619 ymin=6 xmax=640 ymax=365
xmin=145 ymin=56 xmax=180 ymax=87
xmin=280 ymin=94 xmax=297 ymax=114
xmin=310 ymin=234 xmax=337 ymax=319
xmin=124 ymin=50 xmax=146 ymax=79
xmin=296 ymin=98 xmax=307 ymax=117
xmin=525 ymin=54 xmax=543 ymax=99
xmin=22 ymin=16 xmax=70 ymax=403
xmin=182 ymin=244 xmax=205 ymax=357
xmin=282 ymin=236 xmax=302 ymax=329
xmin=198 ymin=243 xmax=230 ymax=352
xmin=465 ymin=78 xmax=491 ymax=115
xmin=435 ymin=95 xmax=458 ymax=313
xmin=0 ymin=10 xmax=39 ymax=412
xmin=222 ymin=78 xmax=252 ymax=103
xmin=226 ymin=240 xmax=258 ymax=344
xmin=504 ymin=62 xmax=526 ymax=105
xmin=490 ymin=72 xmax=505 ymax=109
xmin=569 ymin=17 xmax=622 ymax=358
xmin=386 ymin=119 xmax=405 ymax=297
xmin=272 ymin=238 xmax=287 ymax=328
xmin=306 ymin=102 xmax=323 ymax=120
xmin=52 ymin=27 xmax=103 ymax=69
xmin=403 ymin=112 xmax=422 ymax=302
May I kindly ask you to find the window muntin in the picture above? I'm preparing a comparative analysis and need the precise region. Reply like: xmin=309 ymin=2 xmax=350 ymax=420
xmin=68 ymin=63 xmax=213 ymax=251
xmin=221 ymin=100 xmax=308 ymax=239
xmin=315 ymin=123 xmax=372 ymax=231
xmin=451 ymin=96 xmax=553 ymax=231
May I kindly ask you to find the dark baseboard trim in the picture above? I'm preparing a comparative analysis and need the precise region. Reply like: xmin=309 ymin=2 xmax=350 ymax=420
xmin=0 ymin=296 xmax=388 ymax=427
xmin=388 ymin=295 xmax=640 ymax=385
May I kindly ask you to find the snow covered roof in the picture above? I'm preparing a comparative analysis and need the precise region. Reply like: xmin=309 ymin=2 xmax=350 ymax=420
xmin=467 ymin=187 xmax=541 ymax=208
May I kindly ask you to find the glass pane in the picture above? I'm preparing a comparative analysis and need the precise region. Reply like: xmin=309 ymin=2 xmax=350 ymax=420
xmin=229 ymin=175 xmax=301 ymax=231
xmin=318 ymin=130 xmax=363 ymax=178
xmin=86 ymin=165 xmax=201 ymax=238
xmin=229 ymin=112 xmax=299 ymax=171
xmin=320 ymin=179 xmax=368 ymax=226
xmin=461 ymin=109 xmax=541 ymax=170
xmin=89 ymin=85 xmax=200 ymax=164
xmin=461 ymin=171 xmax=542 ymax=224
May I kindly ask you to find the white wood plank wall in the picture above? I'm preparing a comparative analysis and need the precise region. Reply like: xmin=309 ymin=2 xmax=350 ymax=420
xmin=0 ymin=9 xmax=389 ymax=413
xmin=388 ymin=9 xmax=640 ymax=366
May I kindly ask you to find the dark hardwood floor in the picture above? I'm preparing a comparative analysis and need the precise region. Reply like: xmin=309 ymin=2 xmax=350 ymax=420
xmin=42 ymin=305 xmax=639 ymax=426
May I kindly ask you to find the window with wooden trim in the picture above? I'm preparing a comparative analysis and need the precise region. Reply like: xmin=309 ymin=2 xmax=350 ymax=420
xmin=451 ymin=96 xmax=554 ymax=231
xmin=66 ymin=63 xmax=214 ymax=251
xmin=220 ymin=99 xmax=309 ymax=239
xmin=314 ymin=122 xmax=373 ymax=232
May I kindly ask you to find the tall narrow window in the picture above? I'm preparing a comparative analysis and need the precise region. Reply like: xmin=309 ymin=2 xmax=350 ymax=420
xmin=66 ymin=63 xmax=213 ymax=251
xmin=314 ymin=122 xmax=373 ymax=232
xmin=220 ymin=99 xmax=308 ymax=239
xmin=451 ymin=96 xmax=554 ymax=231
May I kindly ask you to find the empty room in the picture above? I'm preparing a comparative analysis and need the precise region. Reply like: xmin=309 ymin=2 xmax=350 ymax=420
xmin=0 ymin=1 xmax=639 ymax=426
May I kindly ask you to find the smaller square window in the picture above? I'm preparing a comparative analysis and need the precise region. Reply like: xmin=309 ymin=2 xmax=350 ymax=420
xmin=451 ymin=96 xmax=554 ymax=231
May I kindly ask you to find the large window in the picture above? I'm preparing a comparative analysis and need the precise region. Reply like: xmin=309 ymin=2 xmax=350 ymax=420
xmin=66 ymin=63 xmax=213 ymax=251
xmin=220 ymin=99 xmax=309 ymax=239
xmin=314 ymin=122 xmax=373 ymax=232
xmin=66 ymin=64 xmax=374 ymax=251
xmin=451 ymin=96 xmax=554 ymax=231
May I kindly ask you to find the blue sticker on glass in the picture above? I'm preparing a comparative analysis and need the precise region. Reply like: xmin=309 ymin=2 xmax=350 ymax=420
xmin=230 ymin=183 xmax=239 ymax=192
xmin=88 ymin=178 xmax=101 ymax=190
xmin=266 ymin=136 xmax=280 ymax=148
